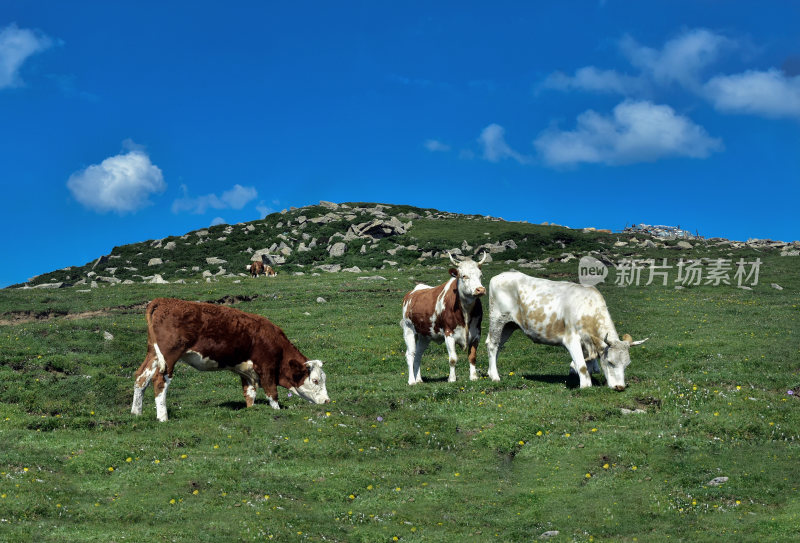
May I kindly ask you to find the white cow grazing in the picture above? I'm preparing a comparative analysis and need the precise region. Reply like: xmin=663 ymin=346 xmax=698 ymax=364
xmin=485 ymin=271 xmax=647 ymax=390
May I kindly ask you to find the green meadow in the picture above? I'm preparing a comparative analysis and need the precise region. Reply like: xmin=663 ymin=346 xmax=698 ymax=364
xmin=1 ymin=207 xmax=798 ymax=542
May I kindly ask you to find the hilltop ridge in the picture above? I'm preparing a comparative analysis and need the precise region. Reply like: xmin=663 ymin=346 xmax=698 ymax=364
xmin=16 ymin=201 xmax=799 ymax=290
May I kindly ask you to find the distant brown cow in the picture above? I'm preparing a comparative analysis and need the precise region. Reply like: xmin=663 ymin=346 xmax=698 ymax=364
xmin=131 ymin=298 xmax=330 ymax=421
xmin=250 ymin=261 xmax=265 ymax=277
xmin=265 ymin=265 xmax=277 ymax=277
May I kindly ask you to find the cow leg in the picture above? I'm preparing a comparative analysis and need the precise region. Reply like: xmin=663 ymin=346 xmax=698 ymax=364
xmin=240 ymin=375 xmax=258 ymax=408
xmin=402 ymin=321 xmax=422 ymax=385
xmin=413 ymin=336 xmax=429 ymax=384
xmin=486 ymin=322 xmax=515 ymax=382
xmin=131 ymin=346 xmax=158 ymax=415
xmin=151 ymin=343 xmax=184 ymax=421
xmin=257 ymin=368 xmax=281 ymax=409
xmin=444 ymin=335 xmax=458 ymax=382
xmin=467 ymin=340 xmax=479 ymax=381
xmin=565 ymin=336 xmax=592 ymax=388
xmin=153 ymin=371 xmax=171 ymax=422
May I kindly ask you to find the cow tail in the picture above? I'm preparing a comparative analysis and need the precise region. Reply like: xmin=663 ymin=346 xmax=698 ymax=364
xmin=145 ymin=299 xmax=167 ymax=373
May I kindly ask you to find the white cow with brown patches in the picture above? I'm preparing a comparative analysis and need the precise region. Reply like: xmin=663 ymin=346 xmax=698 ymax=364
xmin=485 ymin=271 xmax=647 ymax=389
xmin=401 ymin=252 xmax=487 ymax=384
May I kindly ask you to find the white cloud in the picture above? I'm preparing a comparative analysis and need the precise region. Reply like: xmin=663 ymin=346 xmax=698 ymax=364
xmin=620 ymin=28 xmax=732 ymax=90
xmin=541 ymin=28 xmax=732 ymax=97
xmin=542 ymin=66 xmax=644 ymax=95
xmin=172 ymin=183 xmax=258 ymax=214
xmin=704 ymin=69 xmax=800 ymax=119
xmin=0 ymin=23 xmax=54 ymax=89
xmin=210 ymin=217 xmax=227 ymax=226
xmin=424 ymin=139 xmax=451 ymax=152
xmin=221 ymin=184 xmax=258 ymax=208
xmin=478 ymin=124 xmax=528 ymax=164
xmin=534 ymin=100 xmax=723 ymax=167
xmin=67 ymin=148 xmax=165 ymax=213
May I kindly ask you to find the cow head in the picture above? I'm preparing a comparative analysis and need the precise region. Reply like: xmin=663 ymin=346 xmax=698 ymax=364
xmin=291 ymin=359 xmax=330 ymax=404
xmin=598 ymin=333 xmax=648 ymax=391
xmin=448 ymin=252 xmax=487 ymax=299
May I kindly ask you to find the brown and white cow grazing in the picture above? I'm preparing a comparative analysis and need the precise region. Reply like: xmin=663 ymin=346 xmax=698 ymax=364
xmin=131 ymin=298 xmax=330 ymax=421
xmin=401 ymin=252 xmax=487 ymax=384
xmin=485 ymin=271 xmax=647 ymax=390
xmin=250 ymin=260 xmax=265 ymax=277
xmin=264 ymin=265 xmax=277 ymax=277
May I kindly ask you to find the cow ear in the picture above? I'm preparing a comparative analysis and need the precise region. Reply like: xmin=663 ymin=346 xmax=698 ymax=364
xmin=289 ymin=358 xmax=309 ymax=385
xmin=449 ymin=268 xmax=459 ymax=278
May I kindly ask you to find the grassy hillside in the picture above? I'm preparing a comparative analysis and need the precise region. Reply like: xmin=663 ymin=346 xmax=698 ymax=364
xmin=1 ymin=203 xmax=798 ymax=541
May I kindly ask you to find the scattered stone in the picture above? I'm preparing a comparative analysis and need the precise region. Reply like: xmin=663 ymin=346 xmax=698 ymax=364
xmin=738 ymin=286 xmax=753 ymax=291
xmin=329 ymin=242 xmax=347 ymax=257
xmin=540 ymin=531 xmax=560 ymax=539
xmin=148 ymin=258 xmax=163 ymax=266
xmin=320 ymin=200 xmax=339 ymax=210
xmin=625 ymin=224 xmax=696 ymax=239
xmin=771 ymin=283 xmax=784 ymax=290
xmin=360 ymin=245 xmax=367 ymax=254
xmin=31 ymin=282 xmax=64 ymax=289
xmin=342 ymin=266 xmax=362 ymax=273
xmin=164 ymin=241 xmax=176 ymax=250
xmin=707 ymin=476 xmax=729 ymax=487
xmin=620 ymin=408 xmax=646 ymax=415
xmin=358 ymin=275 xmax=387 ymax=281
xmin=676 ymin=241 xmax=693 ymax=249
xmin=316 ymin=297 xmax=327 ymax=303
xmin=148 ymin=274 xmax=169 ymax=284
xmin=315 ymin=264 xmax=342 ymax=273
xmin=347 ymin=216 xmax=410 ymax=239
xmin=206 ymin=257 xmax=227 ymax=265
xmin=103 ymin=331 xmax=114 ymax=341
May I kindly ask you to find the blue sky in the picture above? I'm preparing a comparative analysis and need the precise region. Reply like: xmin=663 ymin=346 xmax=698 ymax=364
xmin=2 ymin=1 xmax=799 ymax=287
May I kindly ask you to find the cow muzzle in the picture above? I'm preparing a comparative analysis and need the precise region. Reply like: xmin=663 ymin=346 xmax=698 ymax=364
xmin=474 ymin=287 xmax=486 ymax=296
xmin=613 ymin=385 xmax=626 ymax=392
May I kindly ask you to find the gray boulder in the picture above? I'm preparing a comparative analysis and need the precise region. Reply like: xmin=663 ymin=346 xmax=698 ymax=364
xmin=315 ymin=264 xmax=342 ymax=273
xmin=329 ymin=242 xmax=347 ymax=257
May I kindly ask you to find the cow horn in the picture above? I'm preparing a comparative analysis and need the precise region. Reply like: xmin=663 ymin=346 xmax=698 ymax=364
xmin=448 ymin=251 xmax=459 ymax=266
xmin=477 ymin=251 xmax=488 ymax=266
xmin=630 ymin=337 xmax=649 ymax=346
